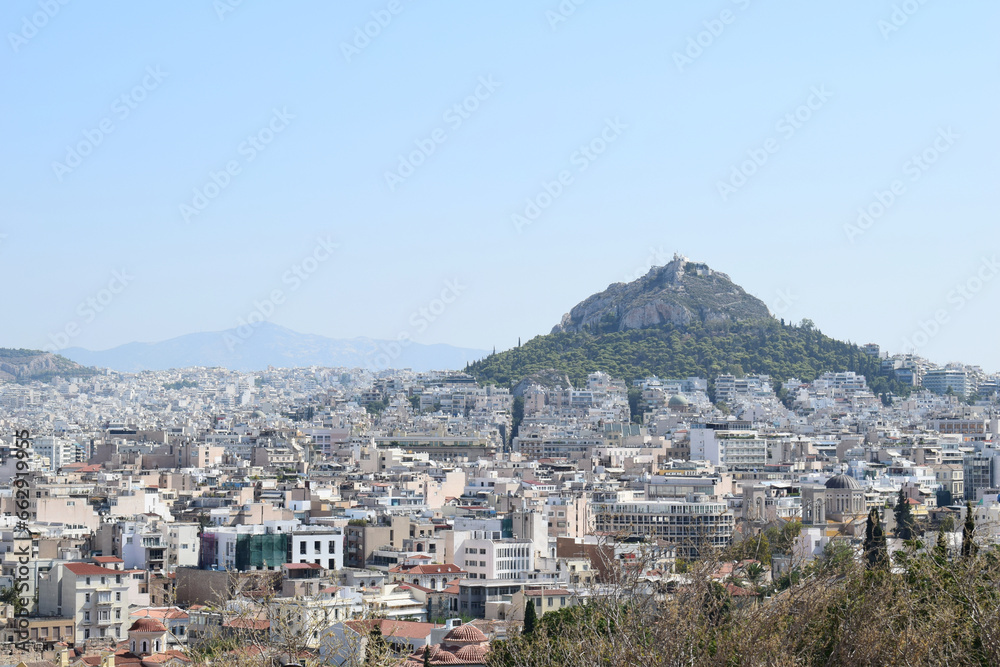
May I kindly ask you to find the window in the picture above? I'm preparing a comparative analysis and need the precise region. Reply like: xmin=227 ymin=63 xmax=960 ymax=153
xmin=300 ymin=542 xmax=307 ymax=555
xmin=85 ymin=593 xmax=91 ymax=602
xmin=314 ymin=540 xmax=321 ymax=551
xmin=116 ymin=575 xmax=121 ymax=584
xmin=534 ymin=598 xmax=541 ymax=607
xmin=115 ymin=610 xmax=121 ymax=620
xmin=548 ymin=598 xmax=554 ymax=606
xmin=86 ymin=577 xmax=91 ymax=585
xmin=115 ymin=592 xmax=121 ymax=602
xmin=328 ymin=540 xmax=335 ymax=552
xmin=84 ymin=612 xmax=90 ymax=622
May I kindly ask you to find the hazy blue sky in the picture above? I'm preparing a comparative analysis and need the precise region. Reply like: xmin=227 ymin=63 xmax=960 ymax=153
xmin=2 ymin=1 xmax=998 ymax=369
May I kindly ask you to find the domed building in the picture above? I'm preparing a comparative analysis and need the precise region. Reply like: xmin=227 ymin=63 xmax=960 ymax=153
xmin=801 ymin=474 xmax=868 ymax=524
xmin=404 ymin=622 xmax=491 ymax=666
xmin=667 ymin=394 xmax=690 ymax=412
xmin=128 ymin=617 xmax=167 ymax=655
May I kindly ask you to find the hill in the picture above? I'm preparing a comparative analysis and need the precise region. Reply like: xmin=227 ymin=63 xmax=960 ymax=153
xmin=552 ymin=255 xmax=770 ymax=334
xmin=0 ymin=348 xmax=97 ymax=383
xmin=469 ymin=319 xmax=907 ymax=398
xmin=60 ymin=323 xmax=489 ymax=373
xmin=468 ymin=256 xmax=910 ymax=399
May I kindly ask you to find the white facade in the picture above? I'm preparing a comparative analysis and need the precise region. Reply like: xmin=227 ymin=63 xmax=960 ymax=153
xmin=459 ymin=538 xmax=534 ymax=580
xmin=291 ymin=528 xmax=345 ymax=571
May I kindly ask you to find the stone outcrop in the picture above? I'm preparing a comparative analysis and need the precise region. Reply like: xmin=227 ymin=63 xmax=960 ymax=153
xmin=551 ymin=254 xmax=771 ymax=334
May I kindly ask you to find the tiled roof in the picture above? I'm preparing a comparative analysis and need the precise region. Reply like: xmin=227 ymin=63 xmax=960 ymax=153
xmin=65 ymin=563 xmax=124 ymax=577
xmin=345 ymin=619 xmax=441 ymax=640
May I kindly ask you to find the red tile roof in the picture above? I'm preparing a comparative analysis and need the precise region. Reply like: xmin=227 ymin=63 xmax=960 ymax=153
xmin=345 ymin=619 xmax=441 ymax=640
xmin=65 ymin=563 xmax=125 ymax=577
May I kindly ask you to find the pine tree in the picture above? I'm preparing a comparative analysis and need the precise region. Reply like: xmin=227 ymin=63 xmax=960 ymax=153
xmin=523 ymin=597 xmax=538 ymax=637
xmin=962 ymin=500 xmax=978 ymax=559
xmin=894 ymin=487 xmax=916 ymax=540
xmin=423 ymin=643 xmax=432 ymax=667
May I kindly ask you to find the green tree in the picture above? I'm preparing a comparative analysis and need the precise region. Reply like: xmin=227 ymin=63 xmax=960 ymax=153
xmin=523 ymin=598 xmax=538 ymax=637
xmin=627 ymin=386 xmax=644 ymax=424
xmin=864 ymin=508 xmax=888 ymax=570
xmin=894 ymin=487 xmax=916 ymax=540
xmin=962 ymin=500 xmax=978 ymax=559
xmin=0 ymin=585 xmax=27 ymax=615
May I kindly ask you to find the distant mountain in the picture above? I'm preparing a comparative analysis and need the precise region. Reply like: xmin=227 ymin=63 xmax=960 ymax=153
xmin=470 ymin=256 xmax=911 ymax=400
xmin=60 ymin=323 xmax=489 ymax=373
xmin=552 ymin=255 xmax=771 ymax=334
xmin=0 ymin=348 xmax=97 ymax=383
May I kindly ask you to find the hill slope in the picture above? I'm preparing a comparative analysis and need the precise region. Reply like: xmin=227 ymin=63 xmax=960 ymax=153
xmin=469 ymin=319 xmax=908 ymax=398
xmin=0 ymin=348 xmax=97 ymax=383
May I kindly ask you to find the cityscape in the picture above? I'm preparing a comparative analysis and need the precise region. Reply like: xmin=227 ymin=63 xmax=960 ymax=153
xmin=3 ymin=2 xmax=999 ymax=666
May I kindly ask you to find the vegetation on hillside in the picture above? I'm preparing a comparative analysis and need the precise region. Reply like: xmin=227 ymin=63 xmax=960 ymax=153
xmin=488 ymin=538 xmax=1000 ymax=667
xmin=468 ymin=319 xmax=911 ymax=400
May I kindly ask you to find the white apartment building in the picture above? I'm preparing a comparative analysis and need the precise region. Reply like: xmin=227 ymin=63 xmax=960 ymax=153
xmin=32 ymin=436 xmax=82 ymax=471
xmin=290 ymin=527 xmax=345 ymax=571
xmin=119 ymin=518 xmax=199 ymax=572
xmin=459 ymin=538 xmax=534 ymax=580
xmin=689 ymin=422 xmax=768 ymax=468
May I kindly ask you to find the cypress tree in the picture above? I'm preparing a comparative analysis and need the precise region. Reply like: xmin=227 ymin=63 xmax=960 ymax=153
xmin=935 ymin=528 xmax=948 ymax=563
xmin=894 ymin=487 xmax=916 ymax=540
xmin=962 ymin=500 xmax=978 ymax=559
xmin=864 ymin=508 xmax=888 ymax=570
xmin=523 ymin=597 xmax=538 ymax=637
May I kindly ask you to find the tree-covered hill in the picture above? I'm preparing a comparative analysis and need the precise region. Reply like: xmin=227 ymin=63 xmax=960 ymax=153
xmin=468 ymin=318 xmax=910 ymax=400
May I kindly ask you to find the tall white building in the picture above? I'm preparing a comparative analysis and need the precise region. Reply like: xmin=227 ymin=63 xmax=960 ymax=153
xmin=459 ymin=538 xmax=534 ymax=580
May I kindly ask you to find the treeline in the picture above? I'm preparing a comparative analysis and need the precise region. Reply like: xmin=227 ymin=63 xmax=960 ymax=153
xmin=488 ymin=541 xmax=1000 ymax=666
xmin=468 ymin=319 xmax=910 ymax=400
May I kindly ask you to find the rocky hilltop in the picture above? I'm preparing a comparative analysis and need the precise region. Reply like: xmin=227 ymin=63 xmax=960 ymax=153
xmin=551 ymin=255 xmax=771 ymax=334
xmin=0 ymin=348 xmax=95 ymax=382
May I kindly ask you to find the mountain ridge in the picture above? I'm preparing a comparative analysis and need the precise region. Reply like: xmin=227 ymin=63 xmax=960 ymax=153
xmin=59 ymin=323 xmax=489 ymax=373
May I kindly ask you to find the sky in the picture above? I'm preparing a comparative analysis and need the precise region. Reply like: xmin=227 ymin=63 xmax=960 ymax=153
xmin=2 ymin=1 xmax=998 ymax=370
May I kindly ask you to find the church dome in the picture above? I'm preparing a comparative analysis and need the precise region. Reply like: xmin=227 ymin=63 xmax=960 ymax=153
xmin=825 ymin=474 xmax=861 ymax=490
xmin=443 ymin=623 xmax=487 ymax=645
xmin=129 ymin=617 xmax=167 ymax=633
xmin=668 ymin=395 xmax=689 ymax=409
